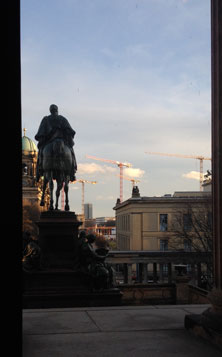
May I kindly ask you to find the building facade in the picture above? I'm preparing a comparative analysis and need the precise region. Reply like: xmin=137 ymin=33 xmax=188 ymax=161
xmin=84 ymin=203 xmax=93 ymax=219
xmin=114 ymin=189 xmax=211 ymax=251
xmin=22 ymin=129 xmax=49 ymax=208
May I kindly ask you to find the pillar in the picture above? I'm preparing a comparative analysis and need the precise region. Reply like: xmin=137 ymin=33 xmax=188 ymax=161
xmin=142 ymin=263 xmax=148 ymax=283
xmin=127 ymin=264 xmax=132 ymax=284
xmin=153 ymin=263 xmax=157 ymax=283
xmin=168 ymin=263 xmax=172 ymax=284
xmin=211 ymin=0 xmax=222 ymax=291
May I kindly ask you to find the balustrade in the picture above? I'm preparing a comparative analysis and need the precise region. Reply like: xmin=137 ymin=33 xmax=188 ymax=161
xmin=106 ymin=251 xmax=212 ymax=287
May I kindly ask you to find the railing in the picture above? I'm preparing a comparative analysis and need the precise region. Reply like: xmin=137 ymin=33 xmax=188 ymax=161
xmin=106 ymin=251 xmax=212 ymax=287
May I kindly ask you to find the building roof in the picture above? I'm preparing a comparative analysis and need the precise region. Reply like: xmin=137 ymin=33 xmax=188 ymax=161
xmin=22 ymin=129 xmax=38 ymax=153
xmin=113 ymin=191 xmax=211 ymax=210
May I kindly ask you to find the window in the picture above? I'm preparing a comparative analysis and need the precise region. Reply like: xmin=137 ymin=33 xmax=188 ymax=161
xmin=160 ymin=239 xmax=168 ymax=251
xmin=183 ymin=214 xmax=192 ymax=231
xmin=184 ymin=239 xmax=192 ymax=252
xmin=160 ymin=214 xmax=168 ymax=231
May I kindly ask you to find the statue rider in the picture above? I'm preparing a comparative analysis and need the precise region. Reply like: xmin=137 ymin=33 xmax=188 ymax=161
xmin=35 ymin=104 xmax=77 ymax=182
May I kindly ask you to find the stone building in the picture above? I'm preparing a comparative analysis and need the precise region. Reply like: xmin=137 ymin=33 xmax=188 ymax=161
xmin=113 ymin=187 xmax=211 ymax=251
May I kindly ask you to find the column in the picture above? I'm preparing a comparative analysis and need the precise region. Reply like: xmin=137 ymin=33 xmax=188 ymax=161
xmin=190 ymin=263 xmax=196 ymax=285
xmin=127 ymin=264 xmax=132 ymax=284
xmin=197 ymin=263 xmax=202 ymax=287
xmin=142 ymin=263 xmax=148 ymax=283
xmin=159 ymin=263 xmax=164 ymax=283
xmin=153 ymin=263 xmax=157 ymax=283
xmin=211 ymin=0 xmax=222 ymax=291
xmin=123 ymin=263 xmax=128 ymax=284
xmin=168 ymin=263 xmax=172 ymax=284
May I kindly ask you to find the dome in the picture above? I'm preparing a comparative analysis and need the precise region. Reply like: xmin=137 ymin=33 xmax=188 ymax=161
xmin=22 ymin=129 xmax=38 ymax=153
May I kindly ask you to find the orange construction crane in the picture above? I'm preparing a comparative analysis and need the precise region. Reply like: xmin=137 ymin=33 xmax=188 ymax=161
xmin=72 ymin=179 xmax=97 ymax=217
xmin=145 ymin=151 xmax=211 ymax=191
xmin=117 ymin=174 xmax=140 ymax=189
xmin=86 ymin=155 xmax=132 ymax=202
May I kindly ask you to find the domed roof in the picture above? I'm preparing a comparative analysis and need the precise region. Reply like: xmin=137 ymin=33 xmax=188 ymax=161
xmin=22 ymin=129 xmax=38 ymax=153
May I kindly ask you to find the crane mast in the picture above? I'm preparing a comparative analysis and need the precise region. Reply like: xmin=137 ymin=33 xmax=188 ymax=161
xmin=71 ymin=179 xmax=97 ymax=218
xmin=86 ymin=155 xmax=132 ymax=202
xmin=117 ymin=174 xmax=140 ymax=189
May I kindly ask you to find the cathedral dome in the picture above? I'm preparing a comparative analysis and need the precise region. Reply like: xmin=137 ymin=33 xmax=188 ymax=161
xmin=22 ymin=129 xmax=38 ymax=153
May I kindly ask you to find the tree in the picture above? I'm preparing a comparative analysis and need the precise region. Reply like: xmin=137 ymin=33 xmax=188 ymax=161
xmin=169 ymin=199 xmax=213 ymax=288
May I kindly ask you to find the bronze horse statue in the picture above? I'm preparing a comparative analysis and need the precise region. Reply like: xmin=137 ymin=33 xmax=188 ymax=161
xmin=35 ymin=104 xmax=77 ymax=211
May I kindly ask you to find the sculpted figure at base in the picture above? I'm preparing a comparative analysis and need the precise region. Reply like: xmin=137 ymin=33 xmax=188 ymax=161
xmin=22 ymin=231 xmax=41 ymax=272
xmin=78 ymin=232 xmax=114 ymax=291
xmin=35 ymin=104 xmax=77 ymax=211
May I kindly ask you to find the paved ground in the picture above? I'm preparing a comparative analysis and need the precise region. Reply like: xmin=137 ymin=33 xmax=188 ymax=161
xmin=23 ymin=304 xmax=221 ymax=357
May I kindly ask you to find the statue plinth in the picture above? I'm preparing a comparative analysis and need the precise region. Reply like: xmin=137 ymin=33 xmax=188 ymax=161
xmin=23 ymin=210 xmax=122 ymax=308
xmin=36 ymin=210 xmax=82 ymax=269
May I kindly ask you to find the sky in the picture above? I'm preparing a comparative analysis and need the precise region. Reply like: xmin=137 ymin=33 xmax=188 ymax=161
xmin=21 ymin=0 xmax=212 ymax=217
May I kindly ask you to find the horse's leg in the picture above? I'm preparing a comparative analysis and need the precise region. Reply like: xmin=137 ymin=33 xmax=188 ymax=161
xmin=49 ymin=175 xmax=54 ymax=210
xmin=64 ymin=177 xmax=70 ymax=211
xmin=55 ymin=179 xmax=63 ymax=210
xmin=40 ymin=178 xmax=48 ymax=206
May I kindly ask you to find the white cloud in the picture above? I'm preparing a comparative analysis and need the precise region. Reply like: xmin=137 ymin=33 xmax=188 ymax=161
xmin=96 ymin=195 xmax=115 ymax=201
xmin=124 ymin=167 xmax=145 ymax=178
xmin=182 ymin=171 xmax=202 ymax=181
xmin=104 ymin=166 xmax=118 ymax=174
xmin=78 ymin=163 xmax=106 ymax=174
xmin=77 ymin=163 xmax=118 ymax=176
xmin=70 ymin=185 xmax=80 ymax=190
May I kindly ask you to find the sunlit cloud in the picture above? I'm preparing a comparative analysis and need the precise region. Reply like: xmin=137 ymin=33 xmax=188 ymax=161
xmin=96 ymin=195 xmax=115 ymax=201
xmin=124 ymin=167 xmax=145 ymax=178
xmin=70 ymin=185 xmax=80 ymax=190
xmin=182 ymin=171 xmax=204 ymax=181
xmin=78 ymin=163 xmax=106 ymax=174
xmin=78 ymin=163 xmax=118 ymax=175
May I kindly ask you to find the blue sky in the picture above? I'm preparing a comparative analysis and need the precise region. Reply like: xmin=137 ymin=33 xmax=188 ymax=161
xmin=21 ymin=0 xmax=211 ymax=217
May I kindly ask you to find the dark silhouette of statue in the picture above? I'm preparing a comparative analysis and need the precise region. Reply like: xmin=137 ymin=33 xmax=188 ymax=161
xmin=22 ymin=231 xmax=41 ymax=272
xmin=78 ymin=233 xmax=114 ymax=291
xmin=35 ymin=104 xmax=77 ymax=210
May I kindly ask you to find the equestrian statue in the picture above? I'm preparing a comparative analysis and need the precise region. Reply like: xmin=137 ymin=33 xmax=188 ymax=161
xmin=35 ymin=104 xmax=77 ymax=211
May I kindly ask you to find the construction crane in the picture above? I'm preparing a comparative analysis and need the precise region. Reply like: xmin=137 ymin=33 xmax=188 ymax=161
xmin=117 ymin=174 xmax=140 ymax=189
xmin=145 ymin=151 xmax=211 ymax=191
xmin=60 ymin=179 xmax=97 ymax=211
xmin=72 ymin=179 xmax=97 ymax=217
xmin=86 ymin=155 xmax=132 ymax=202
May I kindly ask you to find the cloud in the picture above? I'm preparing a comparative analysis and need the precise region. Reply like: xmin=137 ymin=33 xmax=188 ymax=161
xmin=182 ymin=171 xmax=202 ymax=181
xmin=124 ymin=167 xmax=145 ymax=178
xmin=96 ymin=195 xmax=115 ymax=201
xmin=70 ymin=185 xmax=80 ymax=190
xmin=78 ymin=163 xmax=106 ymax=174
xmin=78 ymin=163 xmax=118 ymax=175
xmin=104 ymin=166 xmax=118 ymax=174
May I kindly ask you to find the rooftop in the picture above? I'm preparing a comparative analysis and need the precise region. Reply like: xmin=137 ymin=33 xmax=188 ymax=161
xmin=23 ymin=304 xmax=221 ymax=356
xmin=22 ymin=132 xmax=38 ymax=153
xmin=114 ymin=191 xmax=211 ymax=210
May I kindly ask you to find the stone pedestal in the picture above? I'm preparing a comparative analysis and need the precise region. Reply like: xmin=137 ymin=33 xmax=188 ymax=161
xmin=23 ymin=210 xmax=122 ymax=308
xmin=23 ymin=269 xmax=123 ymax=308
xmin=175 ymin=276 xmax=190 ymax=304
xmin=36 ymin=210 xmax=82 ymax=269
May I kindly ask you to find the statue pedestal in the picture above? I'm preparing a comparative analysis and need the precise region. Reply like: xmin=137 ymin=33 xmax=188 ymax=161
xmin=36 ymin=210 xmax=82 ymax=269
xmin=23 ymin=269 xmax=122 ymax=308
xmin=23 ymin=210 xmax=123 ymax=308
